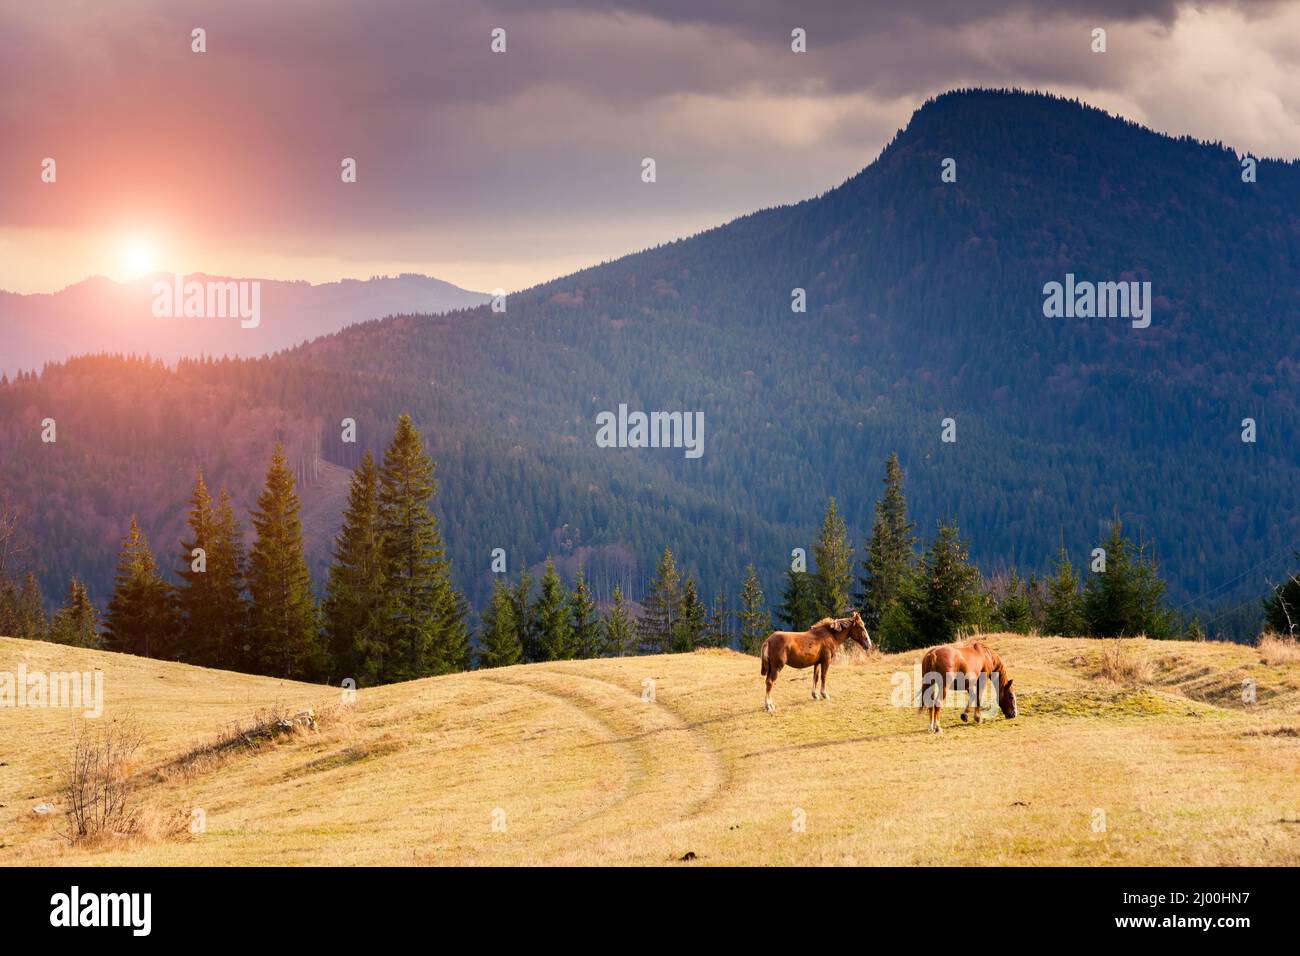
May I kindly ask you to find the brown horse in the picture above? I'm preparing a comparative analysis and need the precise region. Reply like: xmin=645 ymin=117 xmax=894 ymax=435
xmin=917 ymin=640 xmax=1017 ymax=733
xmin=760 ymin=612 xmax=872 ymax=712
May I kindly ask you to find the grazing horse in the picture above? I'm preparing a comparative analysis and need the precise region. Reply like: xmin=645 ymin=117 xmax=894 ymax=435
xmin=917 ymin=640 xmax=1017 ymax=733
xmin=760 ymin=612 xmax=872 ymax=712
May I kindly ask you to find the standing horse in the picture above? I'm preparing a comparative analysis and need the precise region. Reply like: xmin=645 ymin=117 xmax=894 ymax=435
xmin=917 ymin=640 xmax=1017 ymax=733
xmin=760 ymin=612 xmax=872 ymax=712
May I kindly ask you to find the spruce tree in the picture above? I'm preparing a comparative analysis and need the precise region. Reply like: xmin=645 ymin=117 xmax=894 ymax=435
xmin=535 ymin=557 xmax=572 ymax=661
xmin=512 ymin=567 xmax=538 ymax=662
xmin=377 ymin=415 xmax=466 ymax=678
xmin=904 ymin=522 xmax=983 ymax=647
xmin=209 ymin=489 xmax=250 ymax=670
xmin=813 ymin=497 xmax=854 ymax=618
xmin=1043 ymin=547 xmax=1086 ymax=636
xmin=10 ymin=571 xmax=46 ymax=639
xmin=103 ymin=518 xmax=176 ymax=657
xmin=705 ymin=590 xmax=732 ymax=648
xmin=434 ymin=586 xmax=473 ymax=672
xmin=323 ymin=451 xmax=388 ymax=683
xmin=777 ymin=568 xmax=818 ymax=631
xmin=247 ymin=445 xmax=321 ymax=679
xmin=50 ymin=577 xmax=99 ymax=648
xmin=601 ymin=584 xmax=635 ymax=656
xmin=176 ymin=472 xmax=220 ymax=664
xmin=639 ymin=547 xmax=681 ymax=654
xmin=996 ymin=568 xmax=1034 ymax=634
xmin=1083 ymin=520 xmax=1142 ymax=637
xmin=858 ymin=453 xmax=917 ymax=631
xmin=478 ymin=578 xmax=522 ymax=668
xmin=676 ymin=575 xmax=708 ymax=651
xmin=569 ymin=569 xmax=600 ymax=658
xmin=1131 ymin=536 xmax=1176 ymax=640
xmin=738 ymin=564 xmax=772 ymax=654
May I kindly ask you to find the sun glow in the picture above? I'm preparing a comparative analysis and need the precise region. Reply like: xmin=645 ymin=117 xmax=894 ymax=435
xmin=118 ymin=236 xmax=160 ymax=278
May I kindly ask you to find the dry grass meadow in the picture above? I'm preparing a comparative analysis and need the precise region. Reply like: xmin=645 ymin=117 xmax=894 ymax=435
xmin=2 ymin=632 xmax=1298 ymax=866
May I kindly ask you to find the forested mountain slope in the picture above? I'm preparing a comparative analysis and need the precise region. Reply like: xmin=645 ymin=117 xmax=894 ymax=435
xmin=3 ymin=90 xmax=1297 ymax=634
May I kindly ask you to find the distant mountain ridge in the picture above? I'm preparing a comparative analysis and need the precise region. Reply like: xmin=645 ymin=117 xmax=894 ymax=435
xmin=3 ymin=89 xmax=1297 ymax=639
xmin=0 ymin=272 xmax=490 ymax=374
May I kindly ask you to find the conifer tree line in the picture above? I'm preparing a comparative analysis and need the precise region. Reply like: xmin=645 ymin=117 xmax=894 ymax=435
xmin=2 ymin=446 xmax=1289 ymax=680
xmin=2 ymin=415 xmax=468 ymax=683
xmin=776 ymin=453 xmax=1185 ymax=649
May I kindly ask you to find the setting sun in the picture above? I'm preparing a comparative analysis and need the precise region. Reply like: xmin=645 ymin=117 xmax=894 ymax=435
xmin=118 ymin=236 xmax=160 ymax=278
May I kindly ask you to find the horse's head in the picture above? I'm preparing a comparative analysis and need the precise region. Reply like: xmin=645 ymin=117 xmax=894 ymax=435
xmin=998 ymin=676 xmax=1017 ymax=719
xmin=846 ymin=611 xmax=873 ymax=653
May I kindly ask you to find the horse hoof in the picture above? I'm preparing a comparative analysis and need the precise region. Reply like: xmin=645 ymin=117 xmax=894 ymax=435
xmin=960 ymin=713 xmax=969 ymax=722
xmin=974 ymin=715 xmax=984 ymax=724
xmin=822 ymin=691 xmax=831 ymax=700
xmin=811 ymin=690 xmax=820 ymax=700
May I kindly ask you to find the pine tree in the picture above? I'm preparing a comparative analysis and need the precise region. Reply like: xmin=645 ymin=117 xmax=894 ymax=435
xmin=247 ymin=445 xmax=321 ymax=679
xmin=996 ymin=568 xmax=1034 ymax=634
xmin=639 ymin=547 xmax=681 ymax=654
xmin=601 ymin=584 xmax=635 ymax=656
xmin=478 ymin=578 xmax=522 ymax=668
xmin=103 ymin=518 xmax=177 ymax=657
xmin=904 ymin=522 xmax=983 ymax=647
xmin=858 ymin=454 xmax=917 ymax=632
xmin=377 ymin=415 xmax=466 ymax=678
xmin=50 ymin=577 xmax=99 ymax=648
xmin=813 ymin=497 xmax=854 ymax=618
xmin=676 ymin=575 xmax=708 ymax=651
xmin=777 ymin=568 xmax=818 ymax=631
xmin=535 ymin=557 xmax=572 ymax=661
xmin=569 ymin=569 xmax=600 ymax=659
xmin=323 ymin=451 xmax=388 ymax=684
xmin=1043 ymin=547 xmax=1086 ymax=636
xmin=738 ymin=564 xmax=772 ymax=654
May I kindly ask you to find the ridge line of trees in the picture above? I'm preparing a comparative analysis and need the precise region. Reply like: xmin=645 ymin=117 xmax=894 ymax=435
xmin=4 ymin=447 xmax=1291 ymax=685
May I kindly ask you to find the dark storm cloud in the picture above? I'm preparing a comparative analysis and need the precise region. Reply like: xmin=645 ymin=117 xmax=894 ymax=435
xmin=2 ymin=0 xmax=1299 ymax=292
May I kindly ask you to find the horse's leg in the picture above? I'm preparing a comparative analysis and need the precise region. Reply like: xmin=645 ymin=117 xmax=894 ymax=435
xmin=811 ymin=662 xmax=821 ymax=700
xmin=820 ymin=655 xmax=831 ymax=700
xmin=961 ymin=672 xmax=977 ymax=722
xmin=973 ymin=672 xmax=985 ymax=724
xmin=934 ymin=678 xmax=947 ymax=733
xmin=765 ymin=660 xmax=782 ymax=712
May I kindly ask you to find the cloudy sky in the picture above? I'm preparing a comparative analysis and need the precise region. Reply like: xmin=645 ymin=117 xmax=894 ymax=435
xmin=3 ymin=0 xmax=1299 ymax=294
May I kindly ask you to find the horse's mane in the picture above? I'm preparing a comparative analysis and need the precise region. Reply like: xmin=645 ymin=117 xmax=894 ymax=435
xmin=812 ymin=616 xmax=848 ymax=632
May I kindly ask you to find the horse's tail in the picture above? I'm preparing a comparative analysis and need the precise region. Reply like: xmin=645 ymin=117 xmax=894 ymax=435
xmin=760 ymin=640 xmax=769 ymax=677
xmin=917 ymin=650 xmax=935 ymax=711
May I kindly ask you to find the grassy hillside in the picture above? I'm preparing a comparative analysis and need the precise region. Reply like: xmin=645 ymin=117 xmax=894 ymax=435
xmin=2 ymin=633 xmax=1298 ymax=866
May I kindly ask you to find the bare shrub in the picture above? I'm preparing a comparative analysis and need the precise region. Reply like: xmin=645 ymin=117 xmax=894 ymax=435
xmin=62 ymin=718 xmax=145 ymax=844
xmin=1099 ymin=639 xmax=1152 ymax=685
xmin=1258 ymin=632 xmax=1300 ymax=667
xmin=156 ymin=705 xmax=331 ymax=782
